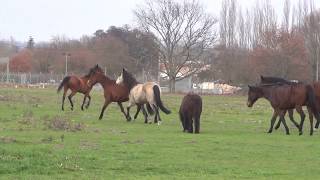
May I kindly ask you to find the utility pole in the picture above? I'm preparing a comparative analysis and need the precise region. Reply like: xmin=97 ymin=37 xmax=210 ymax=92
xmin=63 ymin=53 xmax=71 ymax=76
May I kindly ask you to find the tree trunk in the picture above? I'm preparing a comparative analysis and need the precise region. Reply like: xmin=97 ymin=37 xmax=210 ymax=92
xmin=168 ymin=77 xmax=176 ymax=93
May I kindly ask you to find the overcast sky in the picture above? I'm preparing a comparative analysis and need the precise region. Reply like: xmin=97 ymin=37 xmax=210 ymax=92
xmin=0 ymin=0 xmax=318 ymax=42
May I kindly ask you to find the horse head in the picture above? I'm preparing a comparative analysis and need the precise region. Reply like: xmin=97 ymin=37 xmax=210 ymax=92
xmin=87 ymin=64 xmax=104 ymax=87
xmin=247 ymin=85 xmax=263 ymax=107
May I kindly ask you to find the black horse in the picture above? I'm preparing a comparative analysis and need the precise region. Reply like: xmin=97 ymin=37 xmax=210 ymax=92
xmin=179 ymin=93 xmax=202 ymax=134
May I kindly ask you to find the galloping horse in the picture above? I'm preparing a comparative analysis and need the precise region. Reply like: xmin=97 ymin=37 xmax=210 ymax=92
xmin=87 ymin=65 xmax=143 ymax=120
xmin=247 ymin=83 xmax=320 ymax=135
xmin=116 ymin=68 xmax=171 ymax=124
xmin=57 ymin=70 xmax=94 ymax=111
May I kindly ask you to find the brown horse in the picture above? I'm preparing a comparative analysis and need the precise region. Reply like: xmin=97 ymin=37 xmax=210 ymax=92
xmin=57 ymin=72 xmax=94 ymax=111
xmin=247 ymin=83 xmax=320 ymax=135
xmin=87 ymin=65 xmax=141 ymax=120
xmin=260 ymin=76 xmax=320 ymax=130
xmin=179 ymin=93 xmax=202 ymax=133
xmin=259 ymin=76 xmax=301 ymax=130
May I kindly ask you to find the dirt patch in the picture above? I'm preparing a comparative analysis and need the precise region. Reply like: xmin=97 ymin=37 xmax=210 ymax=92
xmin=18 ymin=110 xmax=36 ymax=125
xmin=44 ymin=116 xmax=85 ymax=132
xmin=0 ymin=136 xmax=17 ymax=143
xmin=79 ymin=140 xmax=100 ymax=150
xmin=121 ymin=139 xmax=144 ymax=144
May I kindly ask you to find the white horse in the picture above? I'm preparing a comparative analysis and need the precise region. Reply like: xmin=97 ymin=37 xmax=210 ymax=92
xmin=116 ymin=68 xmax=171 ymax=124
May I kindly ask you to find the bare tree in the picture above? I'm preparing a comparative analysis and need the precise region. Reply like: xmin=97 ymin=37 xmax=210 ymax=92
xmin=282 ymin=0 xmax=291 ymax=32
xmin=301 ymin=0 xmax=320 ymax=81
xmin=134 ymin=0 xmax=217 ymax=92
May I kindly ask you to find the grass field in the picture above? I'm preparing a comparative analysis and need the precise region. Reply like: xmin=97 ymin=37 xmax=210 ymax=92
xmin=0 ymin=87 xmax=320 ymax=179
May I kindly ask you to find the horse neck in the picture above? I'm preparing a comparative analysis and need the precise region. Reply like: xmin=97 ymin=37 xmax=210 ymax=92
xmin=96 ymin=73 xmax=113 ymax=86
xmin=260 ymin=86 xmax=273 ymax=102
xmin=81 ymin=76 xmax=89 ymax=82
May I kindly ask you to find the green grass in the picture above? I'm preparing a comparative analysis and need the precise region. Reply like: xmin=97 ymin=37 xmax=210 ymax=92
xmin=0 ymin=87 xmax=320 ymax=179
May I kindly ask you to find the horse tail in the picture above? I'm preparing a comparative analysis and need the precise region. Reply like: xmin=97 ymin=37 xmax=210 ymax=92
xmin=146 ymin=103 xmax=155 ymax=115
xmin=153 ymin=85 xmax=171 ymax=114
xmin=57 ymin=76 xmax=71 ymax=93
xmin=306 ymin=84 xmax=320 ymax=123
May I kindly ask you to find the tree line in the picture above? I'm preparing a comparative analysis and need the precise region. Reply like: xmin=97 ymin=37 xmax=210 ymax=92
xmin=0 ymin=0 xmax=319 ymax=92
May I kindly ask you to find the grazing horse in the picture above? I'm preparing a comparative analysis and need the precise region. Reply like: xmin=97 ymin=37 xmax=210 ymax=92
xmin=247 ymin=83 xmax=320 ymax=135
xmin=116 ymin=68 xmax=171 ymax=124
xmin=179 ymin=93 xmax=202 ymax=133
xmin=57 ymin=72 xmax=94 ymax=111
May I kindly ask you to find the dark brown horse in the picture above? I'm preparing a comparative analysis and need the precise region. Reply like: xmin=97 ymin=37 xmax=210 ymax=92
xmin=87 ymin=65 xmax=142 ymax=120
xmin=57 ymin=72 xmax=94 ymax=111
xmin=260 ymin=76 xmax=301 ymax=130
xmin=179 ymin=93 xmax=202 ymax=134
xmin=260 ymin=76 xmax=320 ymax=130
xmin=247 ymin=83 xmax=320 ymax=135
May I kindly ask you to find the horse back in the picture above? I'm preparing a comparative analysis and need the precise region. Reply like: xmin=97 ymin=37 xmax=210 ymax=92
xmin=179 ymin=93 xmax=202 ymax=117
xmin=270 ymin=84 xmax=308 ymax=108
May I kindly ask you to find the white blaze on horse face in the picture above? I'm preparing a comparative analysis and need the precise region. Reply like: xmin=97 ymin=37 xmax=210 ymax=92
xmin=116 ymin=73 xmax=123 ymax=84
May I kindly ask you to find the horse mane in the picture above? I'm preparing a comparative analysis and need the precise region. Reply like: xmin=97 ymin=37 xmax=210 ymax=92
xmin=122 ymin=69 xmax=139 ymax=90
xmin=260 ymin=76 xmax=300 ymax=85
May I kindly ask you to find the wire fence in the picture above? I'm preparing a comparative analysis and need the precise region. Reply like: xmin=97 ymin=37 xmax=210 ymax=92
xmin=0 ymin=72 xmax=241 ymax=94
xmin=0 ymin=72 xmax=64 ymax=84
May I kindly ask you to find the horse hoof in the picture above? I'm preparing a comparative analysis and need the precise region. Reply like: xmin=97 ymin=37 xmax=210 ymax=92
xmin=286 ymin=133 xmax=290 ymax=135
xmin=299 ymin=132 xmax=303 ymax=136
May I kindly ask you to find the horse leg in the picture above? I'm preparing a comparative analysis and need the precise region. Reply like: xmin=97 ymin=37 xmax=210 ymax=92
xmin=61 ymin=89 xmax=67 ymax=111
xmin=117 ymin=102 xmax=129 ymax=121
xmin=99 ymin=99 xmax=111 ymax=120
xmin=194 ymin=114 xmax=200 ymax=134
xmin=152 ymin=105 xmax=161 ymax=125
xmin=68 ymin=91 xmax=76 ymax=111
xmin=289 ymin=108 xmax=300 ymax=129
xmin=279 ymin=111 xmax=289 ymax=135
xmin=81 ymin=94 xmax=87 ymax=111
xmin=140 ymin=105 xmax=149 ymax=123
xmin=85 ymin=95 xmax=91 ymax=109
xmin=267 ymin=110 xmax=279 ymax=133
xmin=307 ymin=107 xmax=314 ymax=136
xmin=134 ymin=105 xmax=141 ymax=120
xmin=187 ymin=115 xmax=193 ymax=133
xmin=274 ymin=117 xmax=282 ymax=130
xmin=294 ymin=106 xmax=305 ymax=130
xmin=179 ymin=111 xmax=185 ymax=132
xmin=299 ymin=107 xmax=307 ymax=135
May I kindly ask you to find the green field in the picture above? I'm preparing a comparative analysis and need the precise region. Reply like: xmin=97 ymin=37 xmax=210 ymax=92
xmin=0 ymin=87 xmax=320 ymax=179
